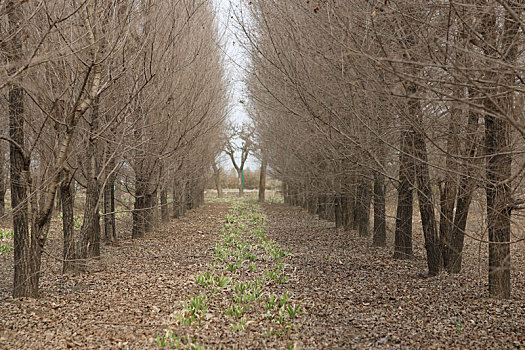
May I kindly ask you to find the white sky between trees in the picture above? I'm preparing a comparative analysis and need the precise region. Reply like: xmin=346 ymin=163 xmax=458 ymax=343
xmin=213 ymin=0 xmax=258 ymax=171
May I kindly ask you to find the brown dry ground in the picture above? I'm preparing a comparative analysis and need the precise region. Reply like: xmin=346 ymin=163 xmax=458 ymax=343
xmin=1 ymin=199 xmax=524 ymax=349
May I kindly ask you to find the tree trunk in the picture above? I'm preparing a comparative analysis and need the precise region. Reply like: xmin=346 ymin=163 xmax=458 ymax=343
xmin=258 ymin=155 xmax=267 ymax=203
xmin=0 ymin=144 xmax=6 ymax=218
xmin=393 ymin=125 xmax=415 ymax=260
xmin=238 ymin=170 xmax=244 ymax=197
xmin=61 ymin=170 xmax=76 ymax=273
xmin=103 ymin=160 xmax=117 ymax=245
xmin=445 ymin=103 xmax=480 ymax=273
xmin=485 ymin=108 xmax=511 ymax=299
xmin=160 ymin=188 xmax=168 ymax=222
xmin=172 ymin=178 xmax=180 ymax=218
xmin=440 ymin=97 xmax=460 ymax=271
xmin=413 ymin=123 xmax=442 ymax=276
xmin=8 ymin=0 xmax=40 ymax=298
xmin=132 ymin=177 xmax=146 ymax=238
xmin=211 ymin=162 xmax=223 ymax=198
xmin=78 ymin=99 xmax=101 ymax=259
xmin=357 ymin=181 xmax=371 ymax=237
xmin=335 ymin=193 xmax=343 ymax=228
xmin=373 ymin=171 xmax=386 ymax=246
xmin=144 ymin=188 xmax=156 ymax=232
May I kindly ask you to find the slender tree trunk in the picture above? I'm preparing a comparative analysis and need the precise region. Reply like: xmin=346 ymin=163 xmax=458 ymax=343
xmin=0 ymin=145 xmax=6 ymax=218
xmin=373 ymin=171 xmax=386 ymax=246
xmin=445 ymin=103 xmax=480 ymax=273
xmin=160 ymin=188 xmax=168 ymax=222
xmin=394 ymin=124 xmax=415 ymax=260
xmin=238 ymin=170 xmax=244 ymax=197
xmin=132 ymin=177 xmax=146 ymax=239
xmin=413 ymin=122 xmax=442 ymax=276
xmin=61 ymin=170 xmax=76 ymax=273
xmin=103 ymin=158 xmax=117 ymax=245
xmin=258 ymin=155 xmax=267 ymax=203
xmin=318 ymin=193 xmax=327 ymax=220
xmin=440 ymin=96 xmax=461 ymax=271
xmin=172 ymin=178 xmax=180 ymax=218
xmin=357 ymin=181 xmax=371 ymax=237
xmin=211 ymin=162 xmax=223 ymax=198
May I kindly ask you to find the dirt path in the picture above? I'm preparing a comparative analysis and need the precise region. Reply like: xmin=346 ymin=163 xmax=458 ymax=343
xmin=1 ymin=200 xmax=524 ymax=349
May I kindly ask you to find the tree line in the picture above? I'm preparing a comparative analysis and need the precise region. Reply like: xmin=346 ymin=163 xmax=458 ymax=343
xmin=240 ymin=0 xmax=525 ymax=299
xmin=1 ymin=0 xmax=227 ymax=298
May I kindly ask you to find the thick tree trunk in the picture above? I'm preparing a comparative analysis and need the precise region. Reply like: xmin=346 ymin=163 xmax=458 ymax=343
xmin=78 ymin=100 xmax=101 ymax=259
xmin=394 ymin=125 xmax=415 ymax=260
xmin=10 ymin=81 xmax=38 ymax=297
xmin=61 ymin=170 xmax=76 ymax=273
xmin=8 ymin=0 xmax=40 ymax=298
xmin=485 ymin=111 xmax=511 ymax=299
xmin=258 ymin=156 xmax=267 ymax=203
xmin=373 ymin=171 xmax=386 ymax=247
xmin=79 ymin=175 xmax=101 ymax=258
xmin=144 ymin=188 xmax=156 ymax=232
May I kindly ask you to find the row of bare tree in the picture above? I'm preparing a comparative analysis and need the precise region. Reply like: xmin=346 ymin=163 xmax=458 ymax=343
xmin=240 ymin=0 xmax=525 ymax=298
xmin=1 ymin=0 xmax=227 ymax=298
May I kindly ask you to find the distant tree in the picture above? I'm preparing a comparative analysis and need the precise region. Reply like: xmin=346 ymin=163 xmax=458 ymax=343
xmin=225 ymin=123 xmax=254 ymax=196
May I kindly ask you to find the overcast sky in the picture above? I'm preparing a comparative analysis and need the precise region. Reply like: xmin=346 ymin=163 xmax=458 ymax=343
xmin=213 ymin=0 xmax=259 ymax=170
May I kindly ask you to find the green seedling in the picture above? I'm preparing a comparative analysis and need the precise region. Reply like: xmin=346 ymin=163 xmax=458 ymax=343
xmin=225 ymin=304 xmax=245 ymax=318
xmin=214 ymin=274 xmax=230 ymax=288
xmin=266 ymin=294 xmax=277 ymax=310
xmin=286 ymin=302 xmax=301 ymax=319
xmin=196 ymin=271 xmax=213 ymax=287
xmin=278 ymin=292 xmax=290 ymax=308
xmin=231 ymin=318 xmax=247 ymax=331
xmin=455 ymin=320 xmax=463 ymax=334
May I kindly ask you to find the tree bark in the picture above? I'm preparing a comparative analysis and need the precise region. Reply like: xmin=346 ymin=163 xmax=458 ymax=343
xmin=413 ymin=122 xmax=442 ymax=276
xmin=357 ymin=181 xmax=371 ymax=237
xmin=485 ymin=106 xmax=511 ymax=299
xmin=258 ymin=155 xmax=267 ymax=203
xmin=103 ymin=159 xmax=117 ymax=245
xmin=373 ymin=171 xmax=386 ymax=246
xmin=78 ymin=98 xmax=101 ymax=259
xmin=0 ymin=144 xmax=6 ymax=218
xmin=132 ymin=177 xmax=146 ymax=238
xmin=394 ymin=123 xmax=415 ymax=260
xmin=8 ymin=0 xmax=40 ymax=298
xmin=61 ymin=170 xmax=76 ymax=273
xmin=211 ymin=162 xmax=223 ymax=198
xmin=160 ymin=188 xmax=168 ymax=222
xmin=445 ymin=102 xmax=480 ymax=273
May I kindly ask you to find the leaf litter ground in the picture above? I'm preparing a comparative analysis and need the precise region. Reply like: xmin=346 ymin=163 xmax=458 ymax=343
xmin=1 ymin=199 xmax=524 ymax=349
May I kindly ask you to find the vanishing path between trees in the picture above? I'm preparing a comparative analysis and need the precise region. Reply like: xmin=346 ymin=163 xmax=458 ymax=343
xmin=1 ymin=200 xmax=524 ymax=349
